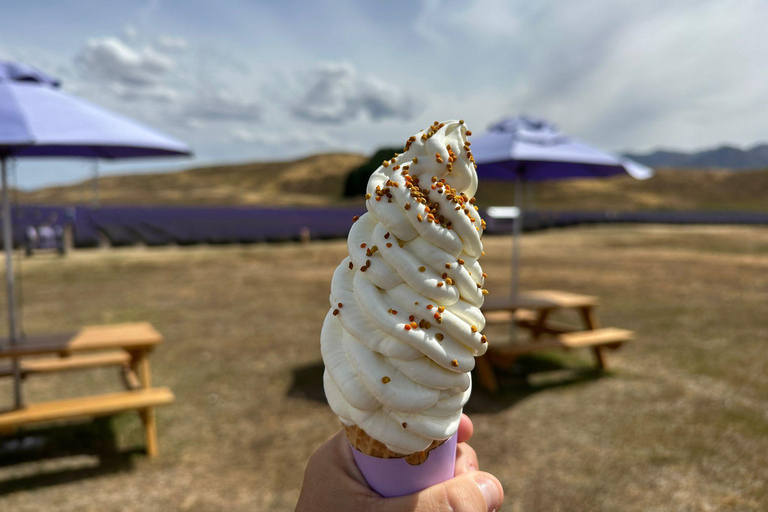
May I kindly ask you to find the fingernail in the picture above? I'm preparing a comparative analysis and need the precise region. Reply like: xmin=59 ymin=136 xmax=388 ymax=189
xmin=474 ymin=475 xmax=502 ymax=512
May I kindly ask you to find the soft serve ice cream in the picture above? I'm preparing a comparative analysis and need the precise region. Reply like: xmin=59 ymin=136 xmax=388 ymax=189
xmin=322 ymin=120 xmax=488 ymax=456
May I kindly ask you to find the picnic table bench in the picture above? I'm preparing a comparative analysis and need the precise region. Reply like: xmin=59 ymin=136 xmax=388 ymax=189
xmin=0 ymin=322 xmax=174 ymax=456
xmin=476 ymin=290 xmax=634 ymax=392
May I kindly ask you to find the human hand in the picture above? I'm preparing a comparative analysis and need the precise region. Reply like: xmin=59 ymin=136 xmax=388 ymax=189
xmin=295 ymin=414 xmax=504 ymax=511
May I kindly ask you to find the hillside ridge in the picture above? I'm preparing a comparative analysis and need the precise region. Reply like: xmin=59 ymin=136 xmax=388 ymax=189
xmin=19 ymin=153 xmax=768 ymax=212
xmin=21 ymin=152 xmax=368 ymax=207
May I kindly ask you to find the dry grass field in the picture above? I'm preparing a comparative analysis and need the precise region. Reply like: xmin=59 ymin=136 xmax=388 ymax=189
xmin=1 ymin=225 xmax=767 ymax=511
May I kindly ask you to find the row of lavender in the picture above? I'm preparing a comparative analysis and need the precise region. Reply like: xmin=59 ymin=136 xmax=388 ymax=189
xmin=7 ymin=205 xmax=367 ymax=248
xmin=5 ymin=205 xmax=768 ymax=248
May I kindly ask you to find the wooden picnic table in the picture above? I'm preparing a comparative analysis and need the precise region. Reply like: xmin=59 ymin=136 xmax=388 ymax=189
xmin=476 ymin=290 xmax=633 ymax=392
xmin=0 ymin=322 xmax=174 ymax=456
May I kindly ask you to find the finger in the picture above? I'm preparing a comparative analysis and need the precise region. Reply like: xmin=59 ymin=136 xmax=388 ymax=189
xmin=457 ymin=414 xmax=473 ymax=444
xmin=454 ymin=442 xmax=479 ymax=476
xmin=383 ymin=472 xmax=504 ymax=512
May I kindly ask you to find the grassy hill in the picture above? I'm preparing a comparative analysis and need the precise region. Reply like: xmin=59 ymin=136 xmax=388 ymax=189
xmin=19 ymin=153 xmax=768 ymax=211
xmin=20 ymin=153 xmax=368 ymax=207
xmin=480 ymin=168 xmax=768 ymax=211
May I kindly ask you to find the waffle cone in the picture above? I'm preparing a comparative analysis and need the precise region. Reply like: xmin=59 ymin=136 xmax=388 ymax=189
xmin=343 ymin=424 xmax=447 ymax=465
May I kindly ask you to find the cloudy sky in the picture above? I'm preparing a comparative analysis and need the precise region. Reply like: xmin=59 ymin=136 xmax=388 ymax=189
xmin=2 ymin=0 xmax=767 ymax=189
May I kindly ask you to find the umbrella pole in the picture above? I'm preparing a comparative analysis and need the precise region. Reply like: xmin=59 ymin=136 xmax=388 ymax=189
xmin=510 ymin=172 xmax=524 ymax=342
xmin=512 ymin=173 xmax=523 ymax=300
xmin=91 ymin=159 xmax=100 ymax=208
xmin=1 ymin=157 xmax=22 ymax=409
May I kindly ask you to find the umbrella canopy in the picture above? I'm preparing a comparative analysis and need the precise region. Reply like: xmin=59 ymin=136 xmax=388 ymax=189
xmin=471 ymin=116 xmax=652 ymax=181
xmin=471 ymin=116 xmax=653 ymax=323
xmin=0 ymin=60 xmax=191 ymax=409
xmin=0 ymin=61 xmax=191 ymax=158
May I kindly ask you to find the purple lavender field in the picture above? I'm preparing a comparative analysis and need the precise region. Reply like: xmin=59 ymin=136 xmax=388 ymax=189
xmin=6 ymin=205 xmax=768 ymax=249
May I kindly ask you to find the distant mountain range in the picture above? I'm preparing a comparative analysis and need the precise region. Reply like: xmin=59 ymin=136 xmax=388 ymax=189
xmin=624 ymin=144 xmax=768 ymax=170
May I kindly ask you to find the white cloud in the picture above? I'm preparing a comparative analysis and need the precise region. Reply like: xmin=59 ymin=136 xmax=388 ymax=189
xmin=231 ymin=127 xmax=335 ymax=147
xmin=408 ymin=0 xmax=768 ymax=152
xmin=75 ymin=37 xmax=174 ymax=86
xmin=156 ymin=36 xmax=188 ymax=52
xmin=414 ymin=0 xmax=525 ymax=44
xmin=71 ymin=31 xmax=262 ymax=126
xmin=110 ymin=82 xmax=180 ymax=103
xmin=19 ymin=0 xmax=768 ymax=183
xmin=500 ymin=0 xmax=768 ymax=151
xmin=291 ymin=62 xmax=419 ymax=124
xmin=184 ymin=90 xmax=262 ymax=122
xmin=121 ymin=25 xmax=138 ymax=42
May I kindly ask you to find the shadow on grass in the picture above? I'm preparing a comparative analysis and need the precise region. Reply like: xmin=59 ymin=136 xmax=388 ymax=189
xmin=0 ymin=417 xmax=140 ymax=495
xmin=287 ymin=361 xmax=326 ymax=404
xmin=288 ymin=355 xmax=608 ymax=414
xmin=466 ymin=354 xmax=608 ymax=414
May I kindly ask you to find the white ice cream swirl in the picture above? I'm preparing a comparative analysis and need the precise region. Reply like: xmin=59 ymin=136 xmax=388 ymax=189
xmin=322 ymin=120 xmax=488 ymax=454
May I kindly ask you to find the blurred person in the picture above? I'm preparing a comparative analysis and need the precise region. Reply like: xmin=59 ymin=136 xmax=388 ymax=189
xmin=24 ymin=224 xmax=38 ymax=256
xmin=37 ymin=222 xmax=56 ymax=248
xmin=54 ymin=223 xmax=66 ymax=255
xmin=295 ymin=414 xmax=504 ymax=512
xmin=44 ymin=212 xmax=66 ymax=255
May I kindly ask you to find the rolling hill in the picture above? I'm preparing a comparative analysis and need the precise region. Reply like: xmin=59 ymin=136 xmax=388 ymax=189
xmin=20 ymin=153 xmax=368 ymax=207
xmin=18 ymin=153 xmax=768 ymax=212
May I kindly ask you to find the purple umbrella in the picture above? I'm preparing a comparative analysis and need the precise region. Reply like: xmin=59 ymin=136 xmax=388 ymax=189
xmin=472 ymin=116 xmax=653 ymax=307
xmin=472 ymin=116 xmax=652 ymax=181
xmin=0 ymin=60 xmax=192 ymax=408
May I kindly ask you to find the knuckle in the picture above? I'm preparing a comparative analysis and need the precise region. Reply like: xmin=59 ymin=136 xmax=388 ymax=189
xmin=456 ymin=445 xmax=479 ymax=473
xmin=461 ymin=443 xmax=478 ymax=460
xmin=443 ymin=478 xmax=484 ymax=512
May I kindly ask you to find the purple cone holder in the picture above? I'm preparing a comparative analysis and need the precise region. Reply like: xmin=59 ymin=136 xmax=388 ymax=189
xmin=350 ymin=434 xmax=457 ymax=498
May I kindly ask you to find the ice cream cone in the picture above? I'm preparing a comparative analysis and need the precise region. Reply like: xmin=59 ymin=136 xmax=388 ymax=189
xmin=344 ymin=423 xmax=458 ymax=497
xmin=343 ymin=424 xmax=446 ymax=465
xmin=322 ymin=119 xmax=484 ymax=497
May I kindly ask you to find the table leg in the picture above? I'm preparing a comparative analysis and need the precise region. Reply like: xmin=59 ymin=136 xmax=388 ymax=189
xmin=475 ymin=355 xmax=498 ymax=393
xmin=580 ymin=307 xmax=600 ymax=330
xmin=531 ymin=308 xmax=551 ymax=340
xmin=580 ymin=307 xmax=605 ymax=369
xmin=592 ymin=348 xmax=606 ymax=370
xmin=140 ymin=407 xmax=159 ymax=457
xmin=131 ymin=350 xmax=159 ymax=457
xmin=138 ymin=355 xmax=152 ymax=388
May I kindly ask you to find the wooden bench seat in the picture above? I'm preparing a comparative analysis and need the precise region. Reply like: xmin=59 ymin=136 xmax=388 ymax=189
xmin=486 ymin=328 xmax=632 ymax=364
xmin=0 ymin=351 xmax=131 ymax=378
xmin=0 ymin=388 xmax=174 ymax=431
xmin=475 ymin=328 xmax=634 ymax=392
xmin=0 ymin=388 xmax=175 ymax=454
xmin=559 ymin=328 xmax=633 ymax=349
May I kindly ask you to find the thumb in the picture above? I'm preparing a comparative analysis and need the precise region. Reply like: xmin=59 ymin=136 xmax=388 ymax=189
xmin=383 ymin=472 xmax=504 ymax=512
